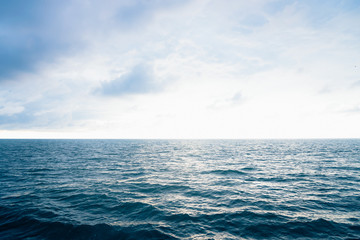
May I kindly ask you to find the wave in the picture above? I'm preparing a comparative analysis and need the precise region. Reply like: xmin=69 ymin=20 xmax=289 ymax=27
xmin=2 ymin=139 xmax=360 ymax=239
xmin=240 ymin=218 xmax=360 ymax=239
xmin=202 ymin=169 xmax=248 ymax=176
xmin=0 ymin=207 xmax=176 ymax=240
xmin=1 ymin=205 xmax=360 ymax=239
xmin=1 ymin=218 xmax=177 ymax=240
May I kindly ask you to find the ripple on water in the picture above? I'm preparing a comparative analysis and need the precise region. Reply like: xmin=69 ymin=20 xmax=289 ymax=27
xmin=0 ymin=139 xmax=360 ymax=239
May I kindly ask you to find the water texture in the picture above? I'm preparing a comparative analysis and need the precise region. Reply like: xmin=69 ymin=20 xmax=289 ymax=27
xmin=0 ymin=139 xmax=359 ymax=239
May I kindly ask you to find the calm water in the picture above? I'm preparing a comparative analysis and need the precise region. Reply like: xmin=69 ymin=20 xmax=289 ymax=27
xmin=0 ymin=139 xmax=360 ymax=239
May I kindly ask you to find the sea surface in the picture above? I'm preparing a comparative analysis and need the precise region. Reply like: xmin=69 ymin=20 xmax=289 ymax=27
xmin=0 ymin=139 xmax=360 ymax=239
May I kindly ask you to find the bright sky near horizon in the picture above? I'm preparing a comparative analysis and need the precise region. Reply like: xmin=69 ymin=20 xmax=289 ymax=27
xmin=0 ymin=0 xmax=360 ymax=139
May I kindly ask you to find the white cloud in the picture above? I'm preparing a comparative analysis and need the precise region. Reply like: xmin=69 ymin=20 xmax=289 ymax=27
xmin=1 ymin=0 xmax=360 ymax=138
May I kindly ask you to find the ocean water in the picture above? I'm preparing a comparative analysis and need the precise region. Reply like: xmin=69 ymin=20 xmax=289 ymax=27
xmin=0 ymin=139 xmax=360 ymax=240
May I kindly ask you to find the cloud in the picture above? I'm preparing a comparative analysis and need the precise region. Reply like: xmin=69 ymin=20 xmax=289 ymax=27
xmin=342 ymin=105 xmax=360 ymax=114
xmin=0 ymin=101 xmax=64 ymax=129
xmin=0 ymin=75 xmax=93 ymax=130
xmin=114 ymin=0 xmax=189 ymax=29
xmin=318 ymin=85 xmax=332 ymax=94
xmin=230 ymin=92 xmax=244 ymax=104
xmin=0 ymin=0 xmax=188 ymax=82
xmin=351 ymin=80 xmax=360 ymax=88
xmin=208 ymin=92 xmax=244 ymax=110
xmin=0 ymin=103 xmax=24 ymax=116
xmin=0 ymin=1 xmax=79 ymax=81
xmin=97 ymin=64 xmax=161 ymax=96
xmin=1 ymin=0 xmax=360 ymax=138
xmin=240 ymin=14 xmax=268 ymax=28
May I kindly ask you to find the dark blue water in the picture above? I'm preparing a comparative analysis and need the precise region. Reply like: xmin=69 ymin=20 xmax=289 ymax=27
xmin=0 ymin=139 xmax=359 ymax=239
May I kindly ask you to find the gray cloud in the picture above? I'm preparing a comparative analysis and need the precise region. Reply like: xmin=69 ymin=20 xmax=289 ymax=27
xmin=97 ymin=64 xmax=161 ymax=96
xmin=0 ymin=83 xmax=90 ymax=130
xmin=0 ymin=1 xmax=82 ymax=81
xmin=318 ymin=85 xmax=332 ymax=94
xmin=240 ymin=14 xmax=268 ymax=28
xmin=0 ymin=100 xmax=66 ymax=129
xmin=351 ymin=80 xmax=360 ymax=88
xmin=208 ymin=91 xmax=244 ymax=110
xmin=114 ymin=0 xmax=189 ymax=29
xmin=342 ymin=105 xmax=360 ymax=114
xmin=0 ymin=0 xmax=189 ymax=82
xmin=230 ymin=92 xmax=244 ymax=104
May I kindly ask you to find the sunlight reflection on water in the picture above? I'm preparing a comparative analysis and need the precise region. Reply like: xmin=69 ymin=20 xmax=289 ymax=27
xmin=0 ymin=139 xmax=360 ymax=239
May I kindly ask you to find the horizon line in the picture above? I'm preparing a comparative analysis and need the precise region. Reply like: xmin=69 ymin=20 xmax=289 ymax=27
xmin=0 ymin=138 xmax=359 ymax=140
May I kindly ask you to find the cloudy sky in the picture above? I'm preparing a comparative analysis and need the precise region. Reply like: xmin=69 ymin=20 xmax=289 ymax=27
xmin=0 ymin=0 xmax=359 ymax=139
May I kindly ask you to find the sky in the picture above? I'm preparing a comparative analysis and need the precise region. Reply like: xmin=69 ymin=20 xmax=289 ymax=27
xmin=0 ymin=0 xmax=360 ymax=139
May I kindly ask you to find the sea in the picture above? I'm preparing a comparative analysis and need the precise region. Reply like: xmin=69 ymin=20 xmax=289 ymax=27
xmin=0 ymin=139 xmax=359 ymax=239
